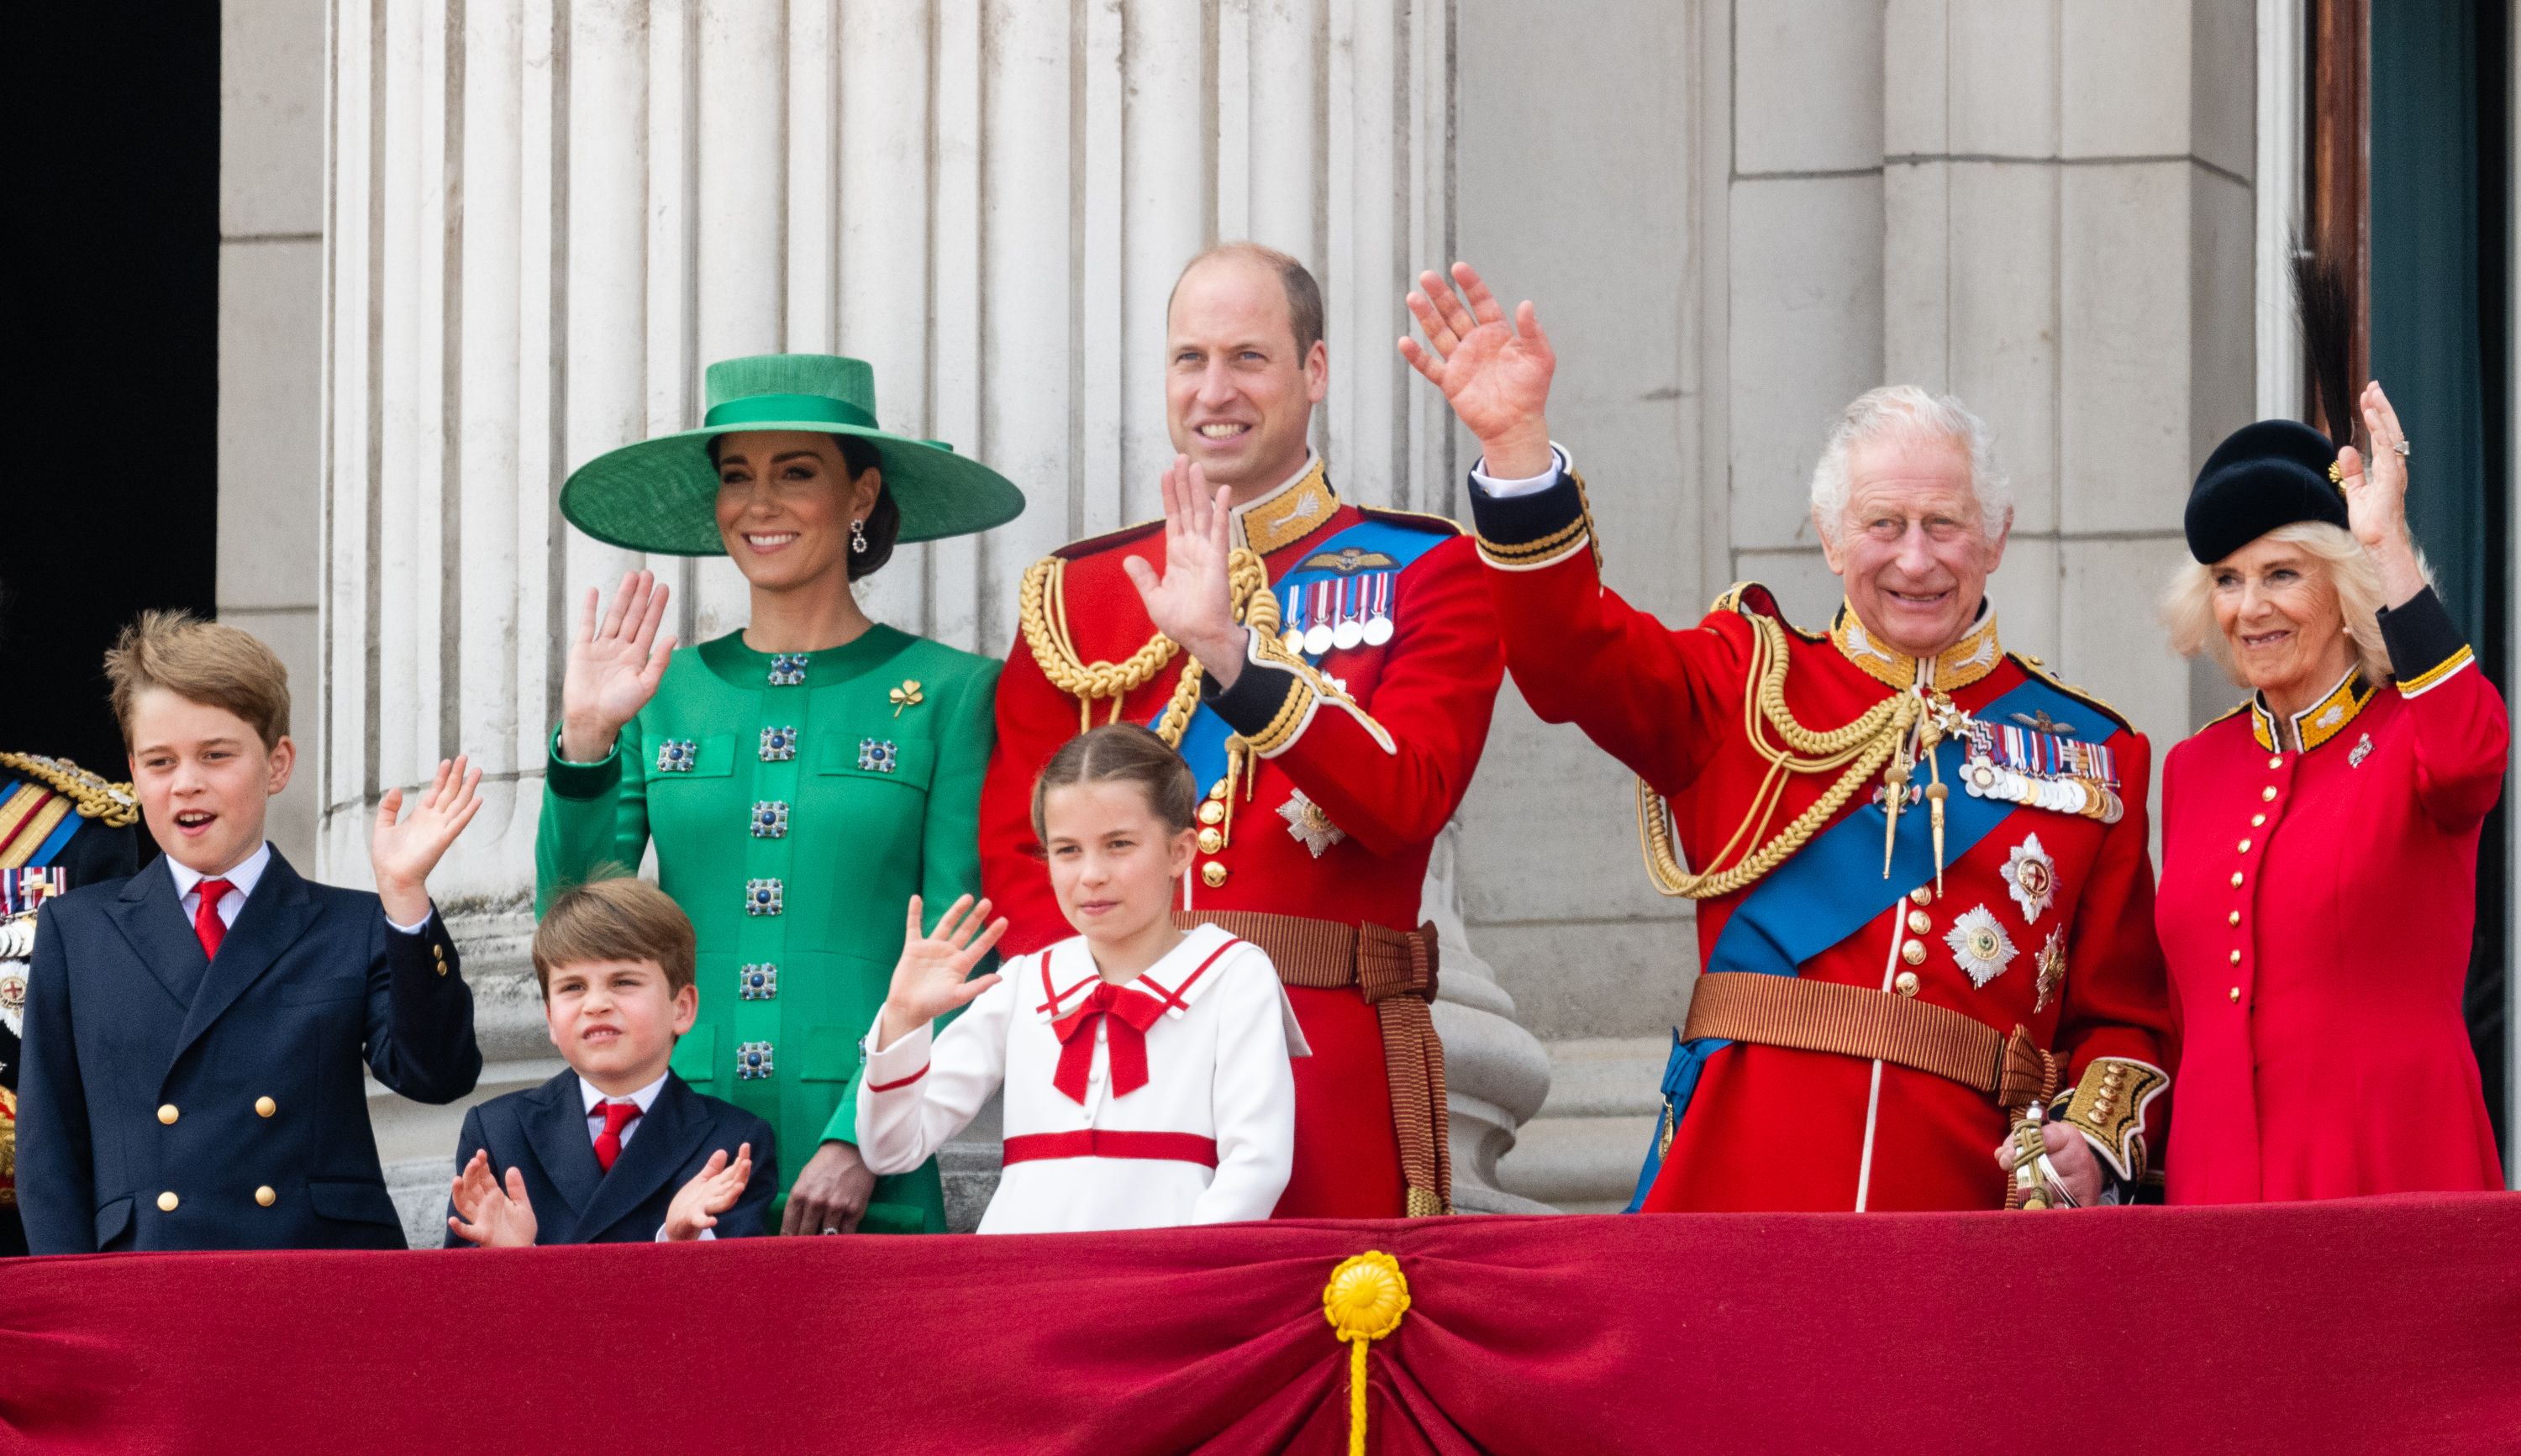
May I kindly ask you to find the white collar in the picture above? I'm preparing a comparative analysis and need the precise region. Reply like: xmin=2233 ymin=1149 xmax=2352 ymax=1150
xmin=581 ymin=1070 xmax=670 ymax=1117
xmin=166 ymin=841 xmax=273 ymax=902
xmin=1030 ymin=922 xmax=1239 ymax=1023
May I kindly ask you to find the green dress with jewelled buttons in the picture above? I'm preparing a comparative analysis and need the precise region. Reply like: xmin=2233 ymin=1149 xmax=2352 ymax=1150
xmin=536 ymin=625 xmax=997 ymax=1233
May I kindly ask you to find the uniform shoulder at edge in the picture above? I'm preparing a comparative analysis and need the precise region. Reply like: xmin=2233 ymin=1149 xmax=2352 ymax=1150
xmin=2007 ymin=651 xmax=2139 ymax=736
xmin=1705 ymin=581 xmax=1826 ymax=643
xmin=1049 ymin=518 xmax=1164 ymax=562
xmin=1355 ymin=503 xmax=1465 ymax=537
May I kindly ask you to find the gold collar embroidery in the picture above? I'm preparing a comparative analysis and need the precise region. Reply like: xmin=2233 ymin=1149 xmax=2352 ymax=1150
xmin=1234 ymin=455 xmax=1339 ymax=557
xmin=2250 ymin=666 xmax=2374 ymax=753
xmin=1830 ymin=602 xmax=2004 ymax=693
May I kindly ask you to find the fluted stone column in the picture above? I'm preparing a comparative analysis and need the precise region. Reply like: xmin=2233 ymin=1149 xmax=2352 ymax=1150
xmin=318 ymin=0 xmax=1551 ymax=1234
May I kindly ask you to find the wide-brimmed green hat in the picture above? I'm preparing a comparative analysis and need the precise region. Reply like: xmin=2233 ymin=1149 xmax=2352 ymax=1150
xmin=559 ymin=354 xmax=1025 ymax=555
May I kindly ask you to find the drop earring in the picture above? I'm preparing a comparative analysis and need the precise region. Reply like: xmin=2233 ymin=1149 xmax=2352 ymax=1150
xmin=850 ymin=518 xmax=868 ymax=555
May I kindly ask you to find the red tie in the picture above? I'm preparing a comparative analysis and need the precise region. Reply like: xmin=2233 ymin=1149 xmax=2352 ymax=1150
xmin=191 ymin=878 xmax=234 ymax=962
xmin=592 ymin=1101 xmax=642 ymax=1172
xmin=1050 ymin=983 xmax=1167 ymax=1106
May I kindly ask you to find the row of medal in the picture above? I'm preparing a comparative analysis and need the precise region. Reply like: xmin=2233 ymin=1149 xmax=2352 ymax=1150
xmin=0 ymin=870 xmax=66 ymax=962
xmin=1276 ymin=573 xmax=1396 ymax=657
xmin=1958 ymin=721 xmax=2126 ymax=823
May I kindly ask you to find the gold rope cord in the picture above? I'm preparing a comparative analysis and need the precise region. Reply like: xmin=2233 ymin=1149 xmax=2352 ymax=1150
xmin=1636 ymin=613 xmax=1919 ymax=901
xmin=1018 ymin=548 xmax=1280 ymax=749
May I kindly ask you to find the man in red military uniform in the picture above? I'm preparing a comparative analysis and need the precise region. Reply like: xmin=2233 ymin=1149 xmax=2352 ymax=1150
xmin=981 ymin=244 xmax=1503 ymax=1217
xmin=1400 ymin=262 xmax=2173 ymax=1212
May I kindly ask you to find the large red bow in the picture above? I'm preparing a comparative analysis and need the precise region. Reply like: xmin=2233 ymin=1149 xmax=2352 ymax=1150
xmin=1050 ymin=981 xmax=1168 ymax=1106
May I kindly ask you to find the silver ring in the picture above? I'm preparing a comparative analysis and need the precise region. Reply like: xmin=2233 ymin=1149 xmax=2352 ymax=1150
xmin=2392 ymin=439 xmax=2411 ymax=458
xmin=819 ymin=1225 xmax=840 ymax=1235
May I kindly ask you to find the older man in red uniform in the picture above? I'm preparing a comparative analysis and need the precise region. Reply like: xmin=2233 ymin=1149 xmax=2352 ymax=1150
xmin=980 ymin=244 xmax=1503 ymax=1217
xmin=1400 ymin=263 xmax=2173 ymax=1212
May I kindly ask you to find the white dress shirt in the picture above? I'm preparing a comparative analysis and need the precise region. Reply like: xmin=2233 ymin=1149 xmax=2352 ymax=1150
xmin=582 ymin=1070 xmax=713 ymax=1241
xmin=167 ymin=840 xmax=434 ymax=935
xmin=1466 ymin=443 xmax=1572 ymax=498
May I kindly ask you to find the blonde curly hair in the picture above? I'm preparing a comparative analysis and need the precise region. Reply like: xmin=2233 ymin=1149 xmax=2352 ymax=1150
xmin=2160 ymin=522 xmax=2403 ymax=686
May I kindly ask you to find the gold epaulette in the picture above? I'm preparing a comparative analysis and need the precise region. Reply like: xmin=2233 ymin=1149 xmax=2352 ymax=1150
xmin=1707 ymin=582 xmax=1824 ymax=642
xmin=2007 ymin=653 xmax=2134 ymax=734
xmin=0 ymin=752 xmax=139 ymax=828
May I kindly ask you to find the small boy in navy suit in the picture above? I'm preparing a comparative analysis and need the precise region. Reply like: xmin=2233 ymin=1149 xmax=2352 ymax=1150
xmin=17 ymin=612 xmax=485 ymax=1253
xmin=445 ymin=876 xmax=776 ymax=1245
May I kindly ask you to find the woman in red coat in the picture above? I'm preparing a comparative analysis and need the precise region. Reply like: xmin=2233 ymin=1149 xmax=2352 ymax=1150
xmin=2156 ymin=380 xmax=2506 ymax=1202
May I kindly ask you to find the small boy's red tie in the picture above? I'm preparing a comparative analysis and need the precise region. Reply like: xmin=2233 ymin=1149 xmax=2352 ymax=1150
xmin=192 ymin=879 xmax=234 ymax=961
xmin=593 ymin=1101 xmax=642 ymax=1172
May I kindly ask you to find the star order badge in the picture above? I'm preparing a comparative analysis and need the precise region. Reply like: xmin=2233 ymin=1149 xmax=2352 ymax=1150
xmin=1945 ymin=905 xmax=2018 ymax=988
xmin=2034 ymin=928 xmax=2066 ymax=1013
xmin=2003 ymin=833 xmax=2057 ymax=924
xmin=1278 ymin=789 xmax=1346 ymax=858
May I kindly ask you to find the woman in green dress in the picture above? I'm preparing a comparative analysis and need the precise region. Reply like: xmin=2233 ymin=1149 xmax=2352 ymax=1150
xmin=539 ymin=354 xmax=1021 ymax=1235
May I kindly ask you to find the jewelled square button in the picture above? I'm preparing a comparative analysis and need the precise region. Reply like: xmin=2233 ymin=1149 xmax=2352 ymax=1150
xmin=736 ymin=1040 xmax=775 ymax=1080
xmin=858 ymin=738 xmax=898 ymax=774
xmin=750 ymin=800 xmax=790 ymax=838
xmin=745 ymin=878 xmax=784 ymax=916
xmin=739 ymin=963 xmax=778 ymax=1001
xmin=655 ymin=739 xmax=697 ymax=773
xmin=759 ymin=725 xmax=797 ymax=761
xmin=767 ymin=653 xmax=809 ymax=686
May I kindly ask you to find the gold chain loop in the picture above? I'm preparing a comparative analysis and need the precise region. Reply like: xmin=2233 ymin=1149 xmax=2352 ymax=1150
xmin=1019 ymin=547 xmax=1278 ymax=749
xmin=1637 ymin=614 xmax=1917 ymax=900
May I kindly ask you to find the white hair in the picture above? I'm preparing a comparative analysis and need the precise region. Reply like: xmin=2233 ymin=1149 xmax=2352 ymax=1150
xmin=1808 ymin=385 xmax=2012 ymax=544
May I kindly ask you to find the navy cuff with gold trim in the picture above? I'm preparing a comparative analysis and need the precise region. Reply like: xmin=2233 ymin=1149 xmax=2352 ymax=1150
xmin=1467 ymin=469 xmax=1591 ymax=569
xmin=1201 ymin=652 xmax=1310 ymax=755
xmin=2378 ymin=586 xmax=2475 ymax=695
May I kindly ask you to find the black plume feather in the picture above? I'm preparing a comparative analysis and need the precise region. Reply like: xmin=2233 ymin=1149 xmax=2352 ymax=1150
xmin=2291 ymin=236 xmax=2356 ymax=451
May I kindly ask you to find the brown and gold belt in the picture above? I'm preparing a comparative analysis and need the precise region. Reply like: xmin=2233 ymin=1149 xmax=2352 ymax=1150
xmin=1682 ymin=971 xmax=2055 ymax=1111
xmin=1176 ymin=909 xmax=1450 ymax=1216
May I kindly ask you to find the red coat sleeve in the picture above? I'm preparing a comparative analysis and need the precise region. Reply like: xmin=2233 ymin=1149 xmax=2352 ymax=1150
xmin=1197 ymin=533 xmax=1503 ymax=854
xmin=1464 ymin=467 xmax=1750 ymax=797
xmin=2378 ymin=586 xmax=2508 ymax=832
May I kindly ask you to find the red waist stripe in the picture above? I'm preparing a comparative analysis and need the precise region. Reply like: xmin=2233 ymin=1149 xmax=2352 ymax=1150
xmin=1000 ymin=1131 xmax=1220 ymax=1168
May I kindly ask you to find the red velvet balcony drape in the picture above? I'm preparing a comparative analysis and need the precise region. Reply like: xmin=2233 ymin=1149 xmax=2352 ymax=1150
xmin=4 ymin=1195 xmax=2515 ymax=1454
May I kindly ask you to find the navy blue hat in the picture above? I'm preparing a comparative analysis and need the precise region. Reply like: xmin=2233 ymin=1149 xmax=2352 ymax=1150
xmin=2182 ymin=418 xmax=2347 ymax=565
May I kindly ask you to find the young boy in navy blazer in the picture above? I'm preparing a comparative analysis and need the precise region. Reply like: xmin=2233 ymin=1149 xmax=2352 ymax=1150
xmin=445 ymin=875 xmax=776 ymax=1246
xmin=16 ymin=612 xmax=485 ymax=1253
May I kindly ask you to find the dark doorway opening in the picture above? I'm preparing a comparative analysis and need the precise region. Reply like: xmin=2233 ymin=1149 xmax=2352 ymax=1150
xmin=0 ymin=5 xmax=221 ymax=788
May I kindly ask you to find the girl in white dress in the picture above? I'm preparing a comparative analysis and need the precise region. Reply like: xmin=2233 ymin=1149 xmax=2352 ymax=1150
xmin=855 ymin=724 xmax=1303 ymax=1233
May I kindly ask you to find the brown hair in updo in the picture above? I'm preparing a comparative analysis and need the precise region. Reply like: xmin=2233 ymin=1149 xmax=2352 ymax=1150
xmin=1029 ymin=724 xmax=1197 ymax=840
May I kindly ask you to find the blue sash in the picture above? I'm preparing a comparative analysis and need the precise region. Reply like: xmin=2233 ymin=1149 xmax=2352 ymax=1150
xmin=1624 ymin=672 xmax=2088 ymax=1211
xmin=1150 ymin=515 xmax=1448 ymax=793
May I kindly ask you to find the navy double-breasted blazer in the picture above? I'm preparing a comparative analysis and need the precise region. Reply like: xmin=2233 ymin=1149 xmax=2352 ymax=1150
xmin=16 ymin=849 xmax=481 ymax=1253
xmin=445 ymin=1068 xmax=777 ymax=1245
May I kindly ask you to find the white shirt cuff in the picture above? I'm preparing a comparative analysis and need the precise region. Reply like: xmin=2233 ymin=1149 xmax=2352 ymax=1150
xmin=1468 ymin=443 xmax=1571 ymax=498
xmin=385 ymin=907 xmax=436 ymax=936
xmin=655 ymin=1225 xmax=718 ymax=1242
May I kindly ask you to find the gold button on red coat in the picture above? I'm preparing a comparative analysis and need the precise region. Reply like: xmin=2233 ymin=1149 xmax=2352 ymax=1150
xmin=2227 ymin=911 xmax=2240 ymax=927
xmin=1909 ymin=886 xmax=1933 ymax=907
xmin=2268 ymin=756 xmax=2283 ymax=770
xmin=2229 ymin=949 xmax=2242 ymax=965
xmin=2262 ymin=786 xmax=2278 ymax=802
xmin=2229 ymin=986 xmax=2241 ymax=1003
xmin=2238 ymin=838 xmax=2252 ymax=853
xmin=2251 ymin=813 xmax=2266 ymax=827
xmin=1907 ymin=910 xmax=1931 ymax=933
xmin=1900 ymin=940 xmax=1926 ymax=965
xmin=2231 ymin=872 xmax=2245 ymax=888
xmin=1892 ymin=971 xmax=1920 ymax=996
xmin=1200 ymin=862 xmax=1228 ymax=889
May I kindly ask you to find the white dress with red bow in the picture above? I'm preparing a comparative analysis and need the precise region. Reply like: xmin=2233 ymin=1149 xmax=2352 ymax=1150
xmin=855 ymin=923 xmax=1308 ymax=1233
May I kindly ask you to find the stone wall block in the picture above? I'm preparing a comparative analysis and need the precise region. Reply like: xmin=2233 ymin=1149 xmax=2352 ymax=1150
xmin=222 ymin=0 xmax=327 ymax=235
xmin=1946 ymin=0 xmax=2059 ymax=156
xmin=1947 ymin=160 xmax=2060 ymax=536
xmin=1882 ymin=159 xmax=1953 ymax=388
xmin=2059 ymin=161 xmax=2196 ymax=534
xmin=1883 ymin=0 xmax=1951 ymax=156
xmin=1734 ymin=0 xmax=1885 ymax=175
xmin=1728 ymin=175 xmax=1887 ymax=551
xmin=2060 ymin=0 xmax=2193 ymax=159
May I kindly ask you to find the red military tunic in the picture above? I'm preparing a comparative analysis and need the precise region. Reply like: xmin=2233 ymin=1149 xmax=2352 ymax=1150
xmin=981 ymin=456 xmax=1504 ymax=1217
xmin=1467 ymin=467 xmax=2174 ymax=1211
xmin=2158 ymin=586 xmax=2507 ymax=1203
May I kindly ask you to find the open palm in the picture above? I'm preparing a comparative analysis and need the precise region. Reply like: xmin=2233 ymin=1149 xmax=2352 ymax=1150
xmin=561 ymin=570 xmax=676 ymax=760
xmin=882 ymin=894 xmax=1008 ymax=1033
xmin=1399 ymin=262 xmax=1555 ymax=450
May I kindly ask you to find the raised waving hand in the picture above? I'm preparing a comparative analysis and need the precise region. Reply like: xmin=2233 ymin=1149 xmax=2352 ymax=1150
xmin=1398 ymin=261 xmax=1558 ymax=479
xmin=371 ymin=754 xmax=483 ymax=927
xmin=1121 ymin=455 xmax=1250 ymax=686
xmin=877 ymin=894 xmax=1009 ymax=1043
xmin=2336 ymin=380 xmax=2429 ymax=607
xmin=560 ymin=569 xmax=677 ymax=763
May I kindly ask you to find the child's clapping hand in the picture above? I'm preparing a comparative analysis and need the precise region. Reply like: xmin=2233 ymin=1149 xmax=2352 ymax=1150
xmin=661 ymin=1143 xmax=755 ymax=1242
xmin=876 ymin=895 xmax=1010 ymax=1045
xmin=446 ymin=1149 xmax=539 ymax=1248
